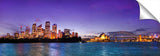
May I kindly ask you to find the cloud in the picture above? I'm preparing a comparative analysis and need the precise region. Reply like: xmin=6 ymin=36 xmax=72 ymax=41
xmin=134 ymin=28 xmax=151 ymax=32
xmin=0 ymin=23 xmax=19 ymax=33
xmin=94 ymin=32 xmax=108 ymax=35
xmin=83 ymin=35 xmax=97 ymax=38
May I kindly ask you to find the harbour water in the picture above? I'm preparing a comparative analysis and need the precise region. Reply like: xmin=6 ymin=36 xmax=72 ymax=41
xmin=0 ymin=42 xmax=160 ymax=56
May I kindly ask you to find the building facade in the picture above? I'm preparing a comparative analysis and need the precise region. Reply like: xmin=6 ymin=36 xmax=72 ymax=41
xmin=45 ymin=21 xmax=51 ymax=38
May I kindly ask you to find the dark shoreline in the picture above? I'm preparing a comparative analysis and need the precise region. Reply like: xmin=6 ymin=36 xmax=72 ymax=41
xmin=0 ymin=37 xmax=81 ymax=43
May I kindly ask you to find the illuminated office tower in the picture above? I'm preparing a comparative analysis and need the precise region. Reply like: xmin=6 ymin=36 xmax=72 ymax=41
xmin=52 ymin=24 xmax=57 ymax=38
xmin=37 ymin=24 xmax=43 ymax=38
xmin=51 ymin=32 xmax=56 ymax=39
xmin=32 ymin=23 xmax=37 ymax=36
xmin=52 ymin=24 xmax=57 ymax=33
xmin=61 ymin=32 xmax=63 ymax=38
xmin=75 ymin=32 xmax=78 ymax=37
xmin=19 ymin=31 xmax=25 ymax=39
xmin=6 ymin=33 xmax=10 ymax=38
xmin=64 ymin=29 xmax=71 ymax=37
xmin=25 ymin=26 xmax=30 ymax=34
xmin=45 ymin=21 xmax=51 ymax=38
xmin=14 ymin=32 xmax=19 ymax=39
xmin=42 ymin=28 xmax=45 ymax=36
xmin=25 ymin=26 xmax=30 ymax=38
xmin=58 ymin=30 xmax=62 ymax=38
xmin=71 ymin=32 xmax=75 ymax=37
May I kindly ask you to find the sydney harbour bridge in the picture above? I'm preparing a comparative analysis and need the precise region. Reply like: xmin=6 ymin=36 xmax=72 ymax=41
xmin=108 ymin=31 xmax=137 ymax=41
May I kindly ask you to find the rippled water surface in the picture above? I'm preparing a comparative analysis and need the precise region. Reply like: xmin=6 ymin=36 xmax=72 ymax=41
xmin=0 ymin=42 xmax=160 ymax=56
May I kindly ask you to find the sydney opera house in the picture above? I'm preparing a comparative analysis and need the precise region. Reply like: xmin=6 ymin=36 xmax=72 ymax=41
xmin=87 ymin=31 xmax=160 ymax=42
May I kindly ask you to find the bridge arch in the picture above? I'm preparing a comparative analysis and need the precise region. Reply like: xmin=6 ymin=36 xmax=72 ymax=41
xmin=109 ymin=31 xmax=136 ymax=37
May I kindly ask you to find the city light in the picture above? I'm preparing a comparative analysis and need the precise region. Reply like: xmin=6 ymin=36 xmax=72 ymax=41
xmin=0 ymin=21 xmax=81 ymax=43
xmin=86 ymin=32 xmax=160 ymax=42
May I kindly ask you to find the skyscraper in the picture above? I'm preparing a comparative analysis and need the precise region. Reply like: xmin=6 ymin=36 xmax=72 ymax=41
xmin=37 ymin=24 xmax=43 ymax=38
xmin=72 ymin=32 xmax=75 ymax=37
xmin=51 ymin=32 xmax=56 ymax=39
xmin=64 ymin=29 xmax=70 ymax=37
xmin=32 ymin=23 xmax=36 ymax=33
xmin=32 ymin=23 xmax=37 ymax=37
xmin=45 ymin=21 xmax=51 ymax=38
xmin=58 ymin=30 xmax=63 ymax=38
xmin=14 ymin=31 xmax=19 ymax=39
xmin=52 ymin=24 xmax=57 ymax=39
xmin=58 ymin=30 xmax=62 ymax=38
xmin=25 ymin=26 xmax=30 ymax=38
xmin=19 ymin=31 xmax=25 ymax=39
xmin=75 ymin=32 xmax=78 ymax=37
xmin=52 ymin=24 xmax=57 ymax=33
xmin=25 ymin=26 xmax=30 ymax=33
xmin=6 ymin=33 xmax=10 ymax=38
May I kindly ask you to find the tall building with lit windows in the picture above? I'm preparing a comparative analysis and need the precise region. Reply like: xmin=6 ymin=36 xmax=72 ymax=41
xmin=37 ymin=24 xmax=43 ymax=38
xmin=52 ymin=24 xmax=57 ymax=39
xmin=25 ymin=26 xmax=30 ymax=38
xmin=71 ymin=32 xmax=75 ymax=37
xmin=14 ymin=31 xmax=19 ymax=39
xmin=58 ymin=30 xmax=62 ymax=38
xmin=25 ymin=26 xmax=30 ymax=34
xmin=45 ymin=21 xmax=51 ymax=38
xmin=75 ymin=32 xmax=78 ymax=37
xmin=19 ymin=31 xmax=25 ymax=39
xmin=64 ymin=29 xmax=71 ymax=37
xmin=6 ymin=33 xmax=10 ymax=38
xmin=32 ymin=23 xmax=37 ymax=34
xmin=51 ymin=32 xmax=56 ymax=39
xmin=32 ymin=23 xmax=37 ymax=38
xmin=52 ymin=24 xmax=57 ymax=33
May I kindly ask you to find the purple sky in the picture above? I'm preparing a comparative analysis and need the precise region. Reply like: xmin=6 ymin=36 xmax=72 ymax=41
xmin=0 ymin=0 xmax=160 ymax=37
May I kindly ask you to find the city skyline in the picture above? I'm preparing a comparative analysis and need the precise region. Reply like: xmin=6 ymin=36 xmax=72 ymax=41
xmin=2 ymin=21 xmax=79 ymax=40
xmin=0 ymin=0 xmax=160 ymax=38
